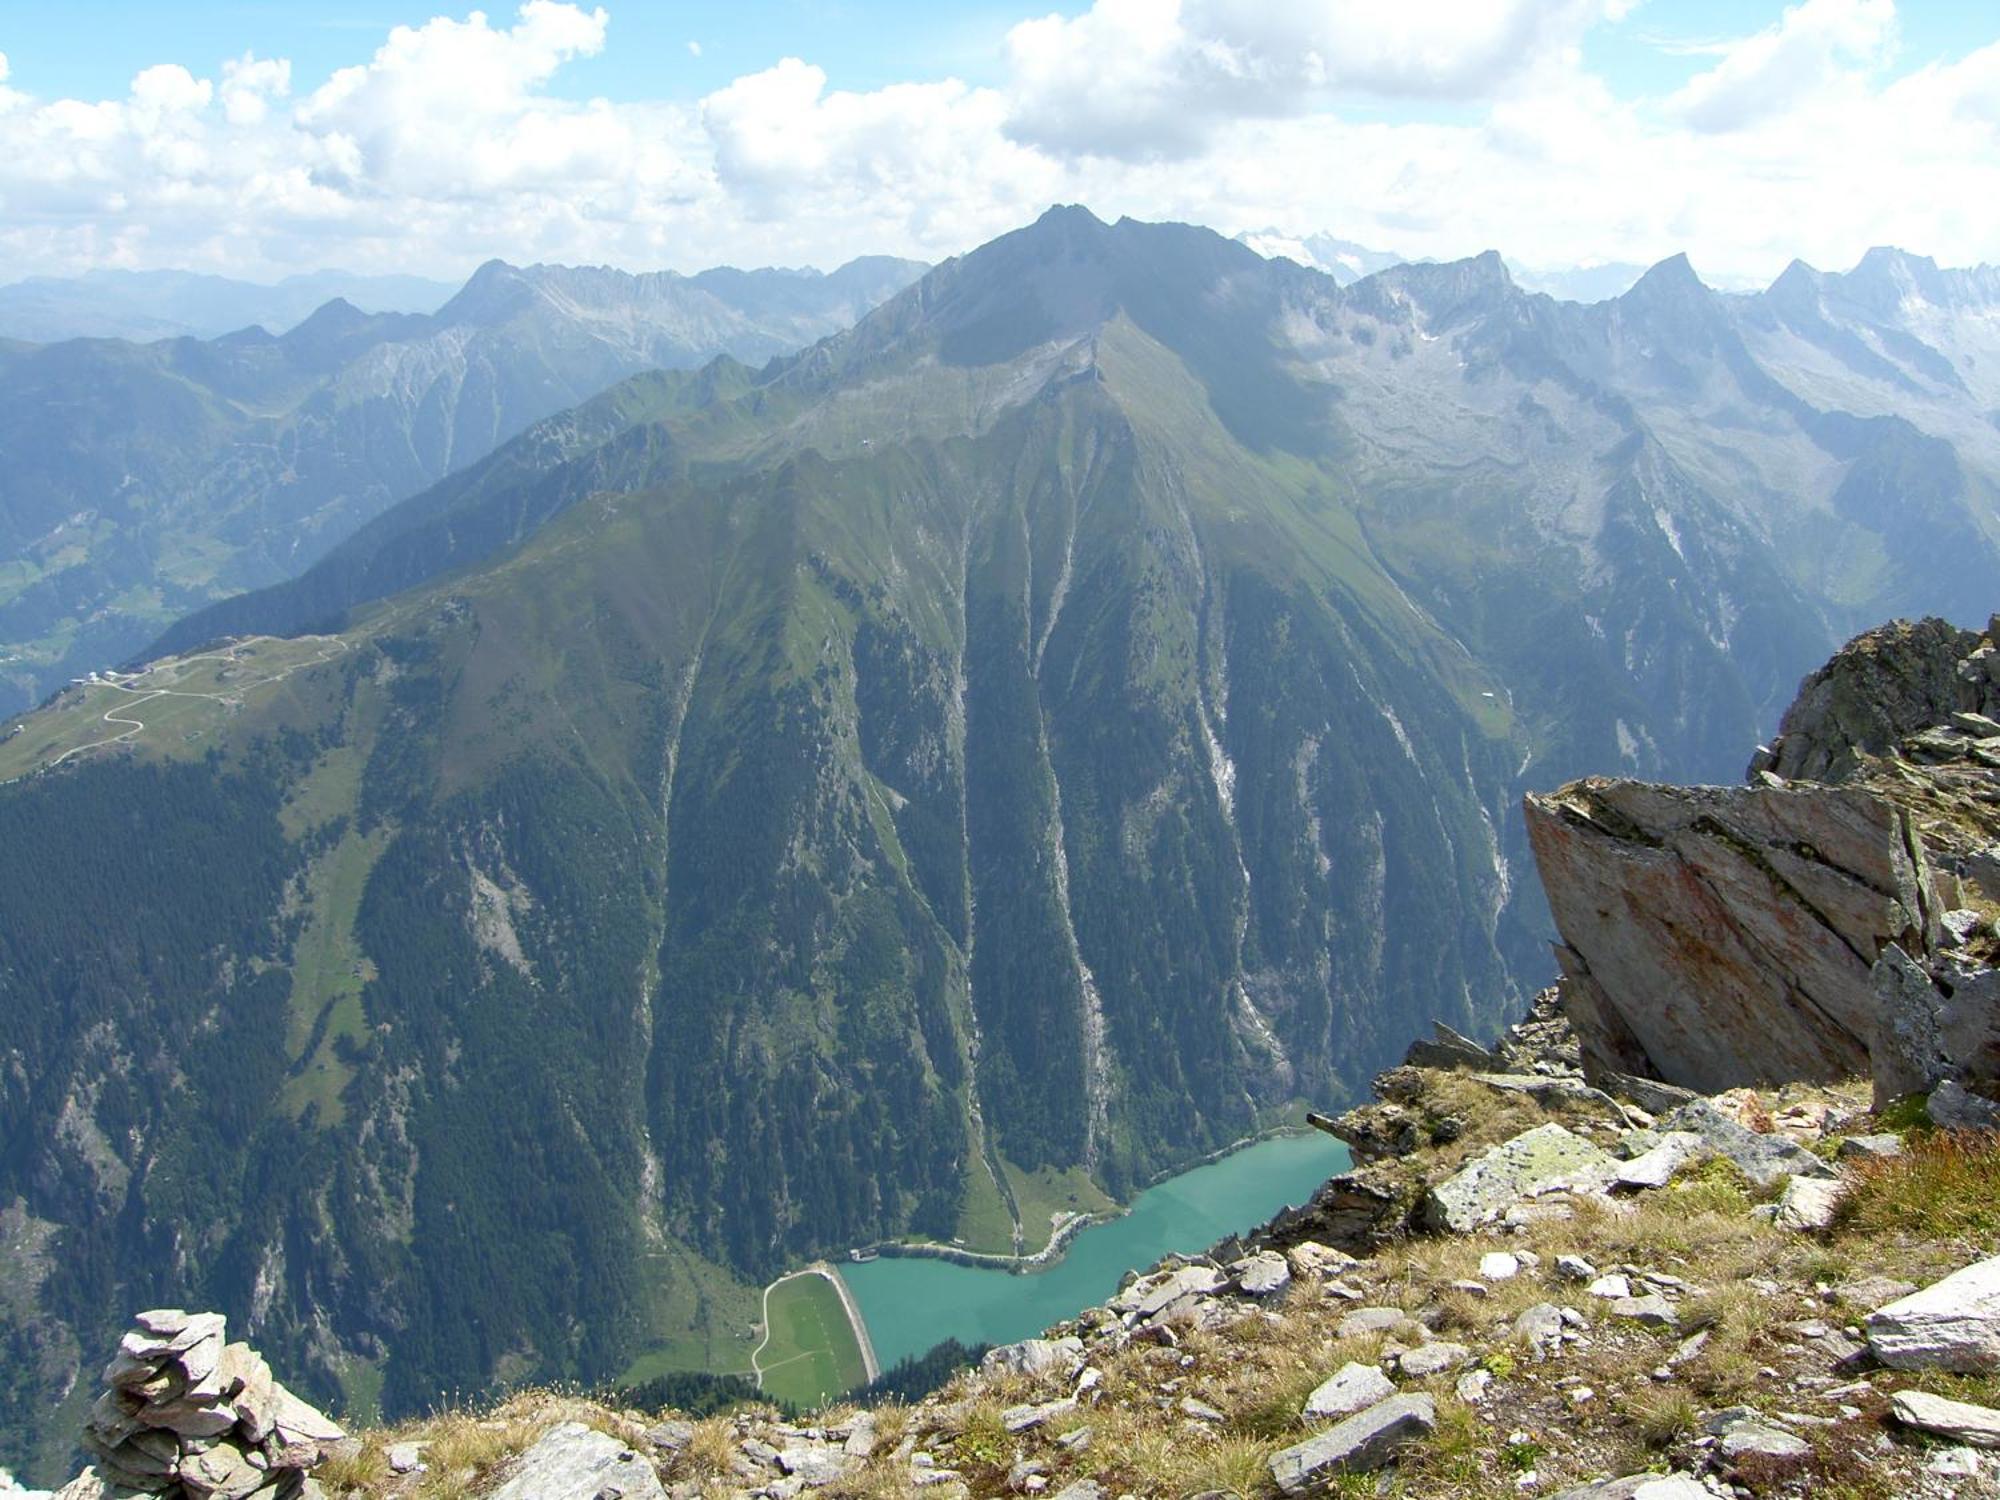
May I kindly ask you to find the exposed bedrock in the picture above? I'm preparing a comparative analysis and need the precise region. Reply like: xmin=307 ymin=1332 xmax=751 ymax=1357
xmin=1526 ymin=614 xmax=2000 ymax=1100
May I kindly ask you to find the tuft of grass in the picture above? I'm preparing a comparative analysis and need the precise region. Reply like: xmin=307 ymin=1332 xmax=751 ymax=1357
xmin=1835 ymin=1130 xmax=2000 ymax=1243
xmin=1624 ymin=1384 xmax=1700 ymax=1450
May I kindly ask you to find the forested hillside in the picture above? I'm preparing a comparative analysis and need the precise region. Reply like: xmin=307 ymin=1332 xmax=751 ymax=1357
xmin=3 ymin=208 xmax=1998 ymax=1472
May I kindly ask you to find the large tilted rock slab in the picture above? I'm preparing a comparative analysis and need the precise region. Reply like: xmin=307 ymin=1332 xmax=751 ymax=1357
xmin=1866 ymin=1256 xmax=2000 ymax=1372
xmin=1891 ymin=1389 xmax=2000 ymax=1447
xmin=1525 ymin=777 xmax=1939 ymax=1092
xmin=488 ymin=1422 xmax=665 ymax=1500
xmin=1267 ymin=1395 xmax=1435 ymax=1493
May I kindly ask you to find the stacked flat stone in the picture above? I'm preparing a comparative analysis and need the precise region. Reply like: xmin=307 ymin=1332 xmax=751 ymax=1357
xmin=62 ymin=1311 xmax=344 ymax=1500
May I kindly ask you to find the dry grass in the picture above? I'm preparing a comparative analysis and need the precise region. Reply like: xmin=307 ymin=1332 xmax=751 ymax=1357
xmin=316 ymin=1389 xmax=645 ymax=1498
xmin=1835 ymin=1129 xmax=2000 ymax=1244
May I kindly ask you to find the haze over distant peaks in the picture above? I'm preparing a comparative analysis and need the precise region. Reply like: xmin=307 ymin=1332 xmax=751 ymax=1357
xmin=0 ymin=268 xmax=461 ymax=344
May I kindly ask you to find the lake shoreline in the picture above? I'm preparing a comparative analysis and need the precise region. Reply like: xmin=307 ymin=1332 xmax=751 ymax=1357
xmin=842 ymin=1129 xmax=1352 ymax=1374
xmin=852 ymin=1121 xmax=1321 ymax=1277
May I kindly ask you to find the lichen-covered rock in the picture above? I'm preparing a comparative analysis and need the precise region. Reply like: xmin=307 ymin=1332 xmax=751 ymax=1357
xmin=1659 ymin=1100 xmax=1834 ymax=1187
xmin=488 ymin=1423 xmax=665 ymax=1500
xmin=1423 ymin=1124 xmax=1621 ymax=1232
xmin=1766 ymin=617 xmax=1990 ymax=782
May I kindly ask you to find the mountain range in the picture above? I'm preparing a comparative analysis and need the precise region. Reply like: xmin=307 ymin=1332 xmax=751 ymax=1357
xmin=0 ymin=254 xmax=926 ymax=712
xmin=1233 ymin=228 xmax=1647 ymax=303
xmin=1 ymin=206 xmax=1998 ymax=1473
xmin=0 ymin=269 xmax=460 ymax=344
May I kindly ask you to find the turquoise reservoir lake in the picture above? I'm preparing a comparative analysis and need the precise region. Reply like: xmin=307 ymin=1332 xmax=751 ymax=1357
xmin=843 ymin=1131 xmax=1353 ymax=1371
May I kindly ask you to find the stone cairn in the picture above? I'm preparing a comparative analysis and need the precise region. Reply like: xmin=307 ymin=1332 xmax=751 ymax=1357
xmin=65 ymin=1311 xmax=345 ymax=1500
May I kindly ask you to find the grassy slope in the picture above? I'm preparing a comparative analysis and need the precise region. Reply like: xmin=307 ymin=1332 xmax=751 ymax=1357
xmin=756 ymin=1273 xmax=868 ymax=1409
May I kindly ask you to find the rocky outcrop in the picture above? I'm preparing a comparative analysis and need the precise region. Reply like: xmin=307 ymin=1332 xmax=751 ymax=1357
xmin=1527 ymin=614 xmax=2000 ymax=1099
xmin=1760 ymin=615 xmax=1999 ymax=782
xmin=487 ymin=1423 xmax=665 ymax=1500
xmin=60 ymin=1312 xmax=344 ymax=1499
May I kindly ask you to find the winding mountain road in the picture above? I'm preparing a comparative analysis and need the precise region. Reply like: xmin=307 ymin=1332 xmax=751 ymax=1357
xmin=42 ymin=635 xmax=348 ymax=771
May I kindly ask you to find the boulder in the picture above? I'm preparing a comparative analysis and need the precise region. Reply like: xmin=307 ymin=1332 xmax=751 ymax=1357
xmin=1705 ymin=1408 xmax=1810 ymax=1462
xmin=488 ymin=1423 xmax=666 ymax=1500
xmin=1614 ymin=1132 xmax=1706 ymax=1191
xmin=980 ymin=1338 xmax=1085 ymax=1380
xmin=1766 ymin=616 xmax=1986 ymax=782
xmin=1867 ymin=1256 xmax=2000 ymax=1371
xmin=1891 ymin=1389 xmax=2000 ymax=1448
xmin=1774 ymin=1176 xmax=1845 ymax=1232
xmin=1527 ymin=777 xmax=1936 ymax=1092
xmin=51 ymin=1473 xmax=148 ymax=1500
xmin=1302 ymin=1364 xmax=1395 ymax=1420
xmin=1659 ymin=1101 xmax=1834 ymax=1187
xmin=1112 ymin=1266 xmax=1224 ymax=1322
xmin=1478 ymin=1252 xmax=1520 ymax=1282
xmin=1607 ymin=1295 xmax=1677 ymax=1328
xmin=1231 ymin=1251 xmax=1291 ymax=1297
xmin=1514 ymin=1303 xmax=1568 ymax=1357
xmin=1930 ymin=1079 xmax=2000 ymax=1131
xmin=1599 ymin=1073 xmax=1700 ymax=1116
xmin=1402 ymin=1022 xmax=1504 ymax=1072
xmin=1837 ymin=1134 xmax=1904 ymax=1160
xmin=1422 ymin=1124 xmax=1621 ymax=1232
xmin=1335 ymin=1306 xmax=1420 ymax=1339
xmin=1267 ymin=1395 xmax=1436 ymax=1493
xmin=1396 ymin=1342 xmax=1470 ymax=1378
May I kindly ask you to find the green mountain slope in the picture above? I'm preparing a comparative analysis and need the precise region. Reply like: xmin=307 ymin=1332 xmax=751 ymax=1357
xmin=3 ymin=208 xmax=1999 ymax=1477
xmin=0 ymin=256 xmax=925 ymax=712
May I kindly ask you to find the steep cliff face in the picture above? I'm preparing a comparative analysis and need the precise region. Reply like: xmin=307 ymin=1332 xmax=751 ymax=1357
xmin=1527 ymin=614 xmax=2000 ymax=1098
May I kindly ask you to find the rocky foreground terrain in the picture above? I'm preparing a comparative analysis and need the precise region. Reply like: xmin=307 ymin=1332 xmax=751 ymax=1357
xmin=13 ymin=613 xmax=2000 ymax=1500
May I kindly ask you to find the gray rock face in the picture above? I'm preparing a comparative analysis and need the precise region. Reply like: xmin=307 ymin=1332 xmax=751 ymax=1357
xmin=1302 ymin=1363 xmax=1395 ymax=1419
xmin=1660 ymin=1100 xmax=1835 ymax=1187
xmin=1706 ymin=1408 xmax=1811 ymax=1461
xmin=1891 ymin=1389 xmax=2000 ymax=1448
xmin=1867 ymin=1255 xmax=2000 ymax=1371
xmin=1614 ymin=1131 xmax=1706 ymax=1190
xmin=1766 ymin=617 xmax=1988 ymax=782
xmin=1396 ymin=1342 xmax=1470 ymax=1378
xmin=1423 ymin=1124 xmax=1621 ymax=1232
xmin=1267 ymin=1394 xmax=1436 ymax=1493
xmin=1526 ymin=777 xmax=1938 ymax=1093
xmin=488 ymin=1423 xmax=665 ymax=1500
xmin=1930 ymin=1078 xmax=2000 ymax=1130
xmin=1232 ymin=1251 xmax=1292 ymax=1297
xmin=1871 ymin=946 xmax=2000 ymax=1108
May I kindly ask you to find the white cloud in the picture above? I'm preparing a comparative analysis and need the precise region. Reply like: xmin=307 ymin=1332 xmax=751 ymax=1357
xmin=1670 ymin=0 xmax=1896 ymax=132
xmin=0 ymin=0 xmax=1992 ymax=290
xmin=220 ymin=55 xmax=292 ymax=127
xmin=1001 ymin=0 xmax=1634 ymax=160
xmin=687 ymin=40 xmax=702 ymax=57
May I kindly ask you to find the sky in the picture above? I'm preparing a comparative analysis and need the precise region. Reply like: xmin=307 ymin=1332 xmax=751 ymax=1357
xmin=0 ymin=0 xmax=1997 ymax=288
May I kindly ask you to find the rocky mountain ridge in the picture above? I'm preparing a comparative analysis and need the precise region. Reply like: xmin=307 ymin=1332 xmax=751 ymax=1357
xmin=7 ymin=208 xmax=2000 ymax=1475
xmin=0 ymin=253 xmax=926 ymax=709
